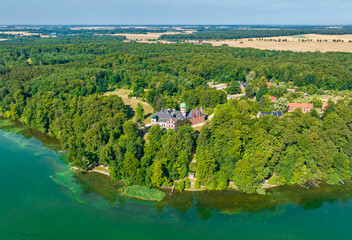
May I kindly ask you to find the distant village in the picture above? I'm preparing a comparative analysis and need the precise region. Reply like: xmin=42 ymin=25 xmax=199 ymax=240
xmin=207 ymin=80 xmax=330 ymax=119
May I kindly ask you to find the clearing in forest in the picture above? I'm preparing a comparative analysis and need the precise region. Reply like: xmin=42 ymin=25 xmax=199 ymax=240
xmin=105 ymin=89 xmax=154 ymax=124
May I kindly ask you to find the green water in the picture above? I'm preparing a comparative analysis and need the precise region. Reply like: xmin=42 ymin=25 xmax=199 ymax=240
xmin=1 ymin=118 xmax=352 ymax=240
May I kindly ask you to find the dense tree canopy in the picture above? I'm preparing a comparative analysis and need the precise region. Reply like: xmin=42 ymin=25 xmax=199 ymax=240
xmin=159 ymin=29 xmax=352 ymax=41
xmin=1 ymin=37 xmax=352 ymax=192
xmin=196 ymin=99 xmax=352 ymax=192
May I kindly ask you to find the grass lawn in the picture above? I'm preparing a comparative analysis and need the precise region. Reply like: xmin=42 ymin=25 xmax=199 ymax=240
xmin=105 ymin=89 xmax=154 ymax=124
xmin=124 ymin=186 xmax=166 ymax=201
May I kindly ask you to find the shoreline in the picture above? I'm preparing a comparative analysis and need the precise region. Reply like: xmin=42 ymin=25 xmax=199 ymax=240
xmin=72 ymin=165 xmax=282 ymax=192
xmin=71 ymin=165 xmax=110 ymax=176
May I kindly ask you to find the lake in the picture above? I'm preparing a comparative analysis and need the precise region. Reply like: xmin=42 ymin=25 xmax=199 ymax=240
xmin=1 ymin=118 xmax=352 ymax=240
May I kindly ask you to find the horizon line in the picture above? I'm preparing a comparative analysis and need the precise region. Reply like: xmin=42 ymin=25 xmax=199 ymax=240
xmin=1 ymin=24 xmax=351 ymax=27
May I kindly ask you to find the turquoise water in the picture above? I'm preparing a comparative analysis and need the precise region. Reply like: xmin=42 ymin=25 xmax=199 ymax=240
xmin=1 ymin=118 xmax=352 ymax=240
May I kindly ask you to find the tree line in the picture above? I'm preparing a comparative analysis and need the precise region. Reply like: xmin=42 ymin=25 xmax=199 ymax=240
xmin=159 ymin=29 xmax=352 ymax=41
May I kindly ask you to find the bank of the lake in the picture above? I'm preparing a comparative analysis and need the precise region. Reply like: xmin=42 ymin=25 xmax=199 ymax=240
xmin=2 ymin=117 xmax=352 ymax=240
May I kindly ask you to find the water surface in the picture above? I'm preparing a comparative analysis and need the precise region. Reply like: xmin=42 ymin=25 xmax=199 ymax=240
xmin=1 ymin=118 xmax=352 ymax=240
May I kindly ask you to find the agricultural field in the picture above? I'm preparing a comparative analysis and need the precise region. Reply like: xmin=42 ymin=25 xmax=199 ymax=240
xmin=199 ymin=34 xmax=352 ymax=53
xmin=113 ymin=31 xmax=194 ymax=43
xmin=0 ymin=31 xmax=40 ymax=36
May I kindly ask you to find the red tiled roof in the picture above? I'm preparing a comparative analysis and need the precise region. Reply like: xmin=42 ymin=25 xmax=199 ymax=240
xmin=288 ymin=103 xmax=313 ymax=108
xmin=322 ymin=102 xmax=329 ymax=108
xmin=266 ymin=82 xmax=274 ymax=88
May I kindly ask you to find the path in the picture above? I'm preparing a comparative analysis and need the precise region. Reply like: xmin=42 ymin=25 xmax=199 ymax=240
xmin=227 ymin=93 xmax=245 ymax=100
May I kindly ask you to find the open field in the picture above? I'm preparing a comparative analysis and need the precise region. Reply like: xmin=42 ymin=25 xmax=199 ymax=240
xmin=70 ymin=26 xmax=117 ymax=30
xmin=104 ymin=89 xmax=154 ymax=124
xmin=0 ymin=31 xmax=40 ymax=36
xmin=198 ymin=34 xmax=352 ymax=53
xmin=112 ymin=31 xmax=195 ymax=43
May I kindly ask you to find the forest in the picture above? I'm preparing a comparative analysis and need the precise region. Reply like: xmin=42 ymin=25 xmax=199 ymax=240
xmin=159 ymin=29 xmax=352 ymax=41
xmin=1 ymin=36 xmax=352 ymax=193
xmin=0 ymin=26 xmax=170 ymax=37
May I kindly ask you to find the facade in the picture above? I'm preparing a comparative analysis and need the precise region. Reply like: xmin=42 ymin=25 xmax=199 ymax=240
xmin=288 ymin=103 xmax=313 ymax=113
xmin=151 ymin=103 xmax=206 ymax=129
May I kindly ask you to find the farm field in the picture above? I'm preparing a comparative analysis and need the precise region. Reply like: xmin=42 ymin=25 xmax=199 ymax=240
xmin=199 ymin=34 xmax=352 ymax=53
xmin=104 ymin=89 xmax=154 ymax=124
xmin=0 ymin=31 xmax=40 ymax=36
xmin=112 ymin=31 xmax=195 ymax=43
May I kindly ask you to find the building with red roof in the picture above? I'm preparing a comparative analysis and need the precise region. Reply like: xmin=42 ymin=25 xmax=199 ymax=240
xmin=266 ymin=82 xmax=274 ymax=88
xmin=269 ymin=96 xmax=277 ymax=102
xmin=288 ymin=103 xmax=313 ymax=113
xmin=321 ymin=102 xmax=329 ymax=113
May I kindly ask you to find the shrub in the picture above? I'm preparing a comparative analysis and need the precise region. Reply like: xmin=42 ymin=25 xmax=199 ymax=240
xmin=208 ymin=180 xmax=217 ymax=190
xmin=176 ymin=181 xmax=185 ymax=192
xmin=268 ymin=175 xmax=278 ymax=185
xmin=256 ymin=188 xmax=266 ymax=195
xmin=194 ymin=180 xmax=200 ymax=189
xmin=185 ymin=179 xmax=191 ymax=189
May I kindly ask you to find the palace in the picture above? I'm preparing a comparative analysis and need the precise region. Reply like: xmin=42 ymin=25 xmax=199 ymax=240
xmin=151 ymin=102 xmax=206 ymax=129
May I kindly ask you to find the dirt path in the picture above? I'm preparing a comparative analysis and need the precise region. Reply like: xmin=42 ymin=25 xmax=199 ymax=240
xmin=227 ymin=93 xmax=245 ymax=100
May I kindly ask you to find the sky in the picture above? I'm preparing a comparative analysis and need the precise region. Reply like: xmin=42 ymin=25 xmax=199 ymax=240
xmin=0 ymin=0 xmax=351 ymax=25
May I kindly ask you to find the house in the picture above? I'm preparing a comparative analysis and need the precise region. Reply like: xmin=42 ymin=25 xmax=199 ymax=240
xmin=269 ymin=96 xmax=277 ymax=102
xmin=287 ymin=88 xmax=296 ymax=93
xmin=257 ymin=111 xmax=283 ymax=118
xmin=288 ymin=103 xmax=313 ymax=113
xmin=239 ymin=81 xmax=248 ymax=92
xmin=188 ymin=172 xmax=196 ymax=180
xmin=266 ymin=82 xmax=275 ymax=88
xmin=151 ymin=102 xmax=206 ymax=129
xmin=321 ymin=102 xmax=329 ymax=113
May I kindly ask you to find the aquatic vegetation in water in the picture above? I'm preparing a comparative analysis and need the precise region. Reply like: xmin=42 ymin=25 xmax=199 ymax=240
xmin=124 ymin=186 xmax=166 ymax=202
xmin=51 ymin=171 xmax=82 ymax=195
